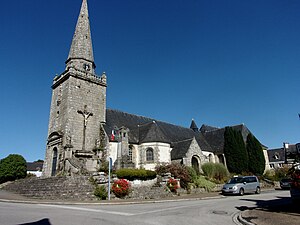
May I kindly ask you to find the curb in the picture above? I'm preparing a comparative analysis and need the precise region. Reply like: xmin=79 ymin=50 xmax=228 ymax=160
xmin=0 ymin=195 xmax=225 ymax=205
xmin=237 ymin=211 xmax=255 ymax=225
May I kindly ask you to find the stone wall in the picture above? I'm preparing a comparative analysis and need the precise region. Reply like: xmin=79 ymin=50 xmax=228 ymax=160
xmin=2 ymin=176 xmax=97 ymax=201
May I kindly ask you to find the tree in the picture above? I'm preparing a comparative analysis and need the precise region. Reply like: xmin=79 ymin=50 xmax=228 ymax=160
xmin=246 ymin=133 xmax=265 ymax=175
xmin=0 ymin=154 xmax=27 ymax=184
xmin=224 ymin=127 xmax=248 ymax=174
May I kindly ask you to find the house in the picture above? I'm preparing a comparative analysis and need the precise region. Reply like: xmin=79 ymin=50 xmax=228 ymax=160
xmin=27 ymin=161 xmax=43 ymax=177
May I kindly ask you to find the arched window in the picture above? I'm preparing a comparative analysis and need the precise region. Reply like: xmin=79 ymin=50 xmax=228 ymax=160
xmin=146 ymin=148 xmax=154 ymax=161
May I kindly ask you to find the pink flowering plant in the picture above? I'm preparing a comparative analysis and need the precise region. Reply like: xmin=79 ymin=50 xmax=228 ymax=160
xmin=111 ymin=179 xmax=131 ymax=198
xmin=166 ymin=178 xmax=179 ymax=193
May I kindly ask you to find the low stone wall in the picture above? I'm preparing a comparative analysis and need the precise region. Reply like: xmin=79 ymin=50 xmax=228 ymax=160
xmin=2 ymin=176 xmax=97 ymax=201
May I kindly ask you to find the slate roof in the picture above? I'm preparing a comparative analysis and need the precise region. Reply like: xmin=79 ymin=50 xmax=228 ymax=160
xmin=105 ymin=109 xmax=266 ymax=157
xmin=27 ymin=161 xmax=43 ymax=172
xmin=105 ymin=109 xmax=213 ymax=153
xmin=171 ymin=139 xmax=193 ymax=160
xmin=201 ymin=124 xmax=261 ymax=154
xmin=267 ymin=148 xmax=285 ymax=163
xmin=190 ymin=119 xmax=199 ymax=132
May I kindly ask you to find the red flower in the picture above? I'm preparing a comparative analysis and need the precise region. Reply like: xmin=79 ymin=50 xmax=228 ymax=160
xmin=112 ymin=179 xmax=131 ymax=198
xmin=167 ymin=178 xmax=179 ymax=193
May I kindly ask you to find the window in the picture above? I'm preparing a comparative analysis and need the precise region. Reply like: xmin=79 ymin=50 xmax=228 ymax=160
xmin=128 ymin=146 xmax=133 ymax=162
xmin=146 ymin=148 xmax=154 ymax=161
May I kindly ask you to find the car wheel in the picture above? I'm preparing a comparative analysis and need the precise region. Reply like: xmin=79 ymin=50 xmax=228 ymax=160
xmin=239 ymin=188 xmax=244 ymax=196
xmin=255 ymin=187 xmax=260 ymax=194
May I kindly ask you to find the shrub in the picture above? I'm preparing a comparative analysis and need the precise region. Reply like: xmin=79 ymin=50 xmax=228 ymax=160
xmin=94 ymin=185 xmax=108 ymax=200
xmin=155 ymin=163 xmax=191 ymax=189
xmin=115 ymin=168 xmax=156 ymax=181
xmin=201 ymin=163 xmax=229 ymax=183
xmin=193 ymin=176 xmax=216 ymax=192
xmin=111 ymin=179 xmax=131 ymax=198
xmin=201 ymin=163 xmax=215 ymax=178
xmin=0 ymin=154 xmax=27 ymax=184
xmin=187 ymin=166 xmax=198 ymax=183
xmin=166 ymin=178 xmax=179 ymax=193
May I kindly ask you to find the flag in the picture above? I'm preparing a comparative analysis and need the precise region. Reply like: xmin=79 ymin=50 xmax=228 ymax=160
xmin=110 ymin=130 xmax=115 ymax=141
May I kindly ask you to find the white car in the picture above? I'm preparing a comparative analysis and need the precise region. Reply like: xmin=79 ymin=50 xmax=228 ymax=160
xmin=222 ymin=176 xmax=261 ymax=196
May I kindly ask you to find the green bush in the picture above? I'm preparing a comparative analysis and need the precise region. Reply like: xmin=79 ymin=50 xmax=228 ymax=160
xmin=155 ymin=163 xmax=191 ymax=189
xmin=193 ymin=176 xmax=216 ymax=192
xmin=201 ymin=163 xmax=229 ymax=183
xmin=0 ymin=154 xmax=27 ymax=184
xmin=94 ymin=185 xmax=108 ymax=200
xmin=187 ymin=166 xmax=197 ymax=183
xmin=115 ymin=168 xmax=156 ymax=181
xmin=201 ymin=163 xmax=215 ymax=178
xmin=263 ymin=167 xmax=290 ymax=181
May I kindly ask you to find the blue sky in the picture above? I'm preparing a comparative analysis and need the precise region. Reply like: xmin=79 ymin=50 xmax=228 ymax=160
xmin=0 ymin=0 xmax=299 ymax=162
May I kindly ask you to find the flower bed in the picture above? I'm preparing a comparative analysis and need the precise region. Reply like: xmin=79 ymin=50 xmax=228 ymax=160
xmin=111 ymin=179 xmax=131 ymax=198
xmin=166 ymin=178 xmax=179 ymax=193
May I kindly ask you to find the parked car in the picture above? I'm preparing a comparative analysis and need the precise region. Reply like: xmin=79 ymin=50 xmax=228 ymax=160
xmin=222 ymin=176 xmax=260 ymax=196
xmin=290 ymin=187 xmax=300 ymax=203
xmin=280 ymin=178 xmax=292 ymax=190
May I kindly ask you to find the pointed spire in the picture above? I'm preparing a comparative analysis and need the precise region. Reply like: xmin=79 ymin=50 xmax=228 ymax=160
xmin=66 ymin=0 xmax=95 ymax=72
xmin=190 ymin=119 xmax=199 ymax=132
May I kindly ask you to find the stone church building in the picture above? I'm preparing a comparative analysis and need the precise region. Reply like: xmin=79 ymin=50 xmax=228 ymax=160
xmin=42 ymin=0 xmax=265 ymax=177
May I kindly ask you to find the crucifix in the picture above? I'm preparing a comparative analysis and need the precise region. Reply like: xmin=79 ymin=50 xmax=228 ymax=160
xmin=77 ymin=105 xmax=93 ymax=151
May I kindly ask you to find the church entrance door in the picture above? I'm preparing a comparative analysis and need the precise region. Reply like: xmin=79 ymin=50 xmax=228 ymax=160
xmin=192 ymin=155 xmax=200 ymax=174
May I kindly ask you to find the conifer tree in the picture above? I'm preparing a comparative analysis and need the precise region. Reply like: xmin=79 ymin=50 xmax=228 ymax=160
xmin=224 ymin=127 xmax=248 ymax=174
xmin=246 ymin=133 xmax=265 ymax=175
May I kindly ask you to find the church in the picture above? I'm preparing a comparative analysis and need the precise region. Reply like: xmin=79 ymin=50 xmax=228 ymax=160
xmin=42 ymin=0 xmax=266 ymax=177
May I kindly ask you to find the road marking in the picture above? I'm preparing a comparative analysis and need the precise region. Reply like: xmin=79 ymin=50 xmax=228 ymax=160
xmin=38 ymin=204 xmax=134 ymax=216
xmin=133 ymin=202 xmax=205 ymax=215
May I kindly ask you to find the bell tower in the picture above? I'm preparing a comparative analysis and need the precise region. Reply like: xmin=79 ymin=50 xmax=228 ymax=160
xmin=43 ymin=0 xmax=107 ymax=177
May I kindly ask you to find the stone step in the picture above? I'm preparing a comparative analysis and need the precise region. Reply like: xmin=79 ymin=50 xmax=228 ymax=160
xmin=2 ymin=176 xmax=97 ymax=201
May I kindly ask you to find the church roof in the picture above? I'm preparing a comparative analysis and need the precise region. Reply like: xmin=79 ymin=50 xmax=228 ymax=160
xmin=171 ymin=139 xmax=193 ymax=160
xmin=105 ymin=109 xmax=213 ymax=152
xmin=201 ymin=124 xmax=253 ymax=154
xmin=190 ymin=119 xmax=199 ymax=132
xmin=138 ymin=121 xmax=170 ymax=144
xmin=66 ymin=0 xmax=95 ymax=65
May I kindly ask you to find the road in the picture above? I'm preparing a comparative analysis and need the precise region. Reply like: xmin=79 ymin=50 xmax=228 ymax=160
xmin=0 ymin=190 xmax=291 ymax=225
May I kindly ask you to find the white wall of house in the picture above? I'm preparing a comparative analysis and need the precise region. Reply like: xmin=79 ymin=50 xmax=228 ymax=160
xmin=202 ymin=151 xmax=215 ymax=163
xmin=263 ymin=149 xmax=271 ymax=172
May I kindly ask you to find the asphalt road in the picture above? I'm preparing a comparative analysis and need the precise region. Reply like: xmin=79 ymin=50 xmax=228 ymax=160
xmin=0 ymin=190 xmax=292 ymax=225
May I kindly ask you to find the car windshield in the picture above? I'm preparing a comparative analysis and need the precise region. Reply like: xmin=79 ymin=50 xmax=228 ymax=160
xmin=227 ymin=177 xmax=244 ymax=184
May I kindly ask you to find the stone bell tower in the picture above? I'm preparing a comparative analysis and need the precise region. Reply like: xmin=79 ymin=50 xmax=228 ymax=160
xmin=43 ymin=0 xmax=107 ymax=177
